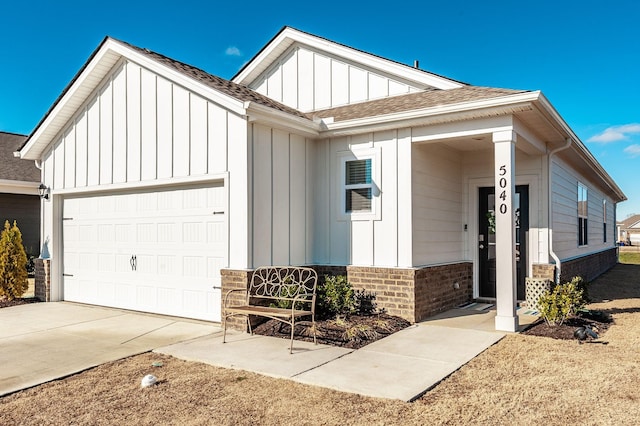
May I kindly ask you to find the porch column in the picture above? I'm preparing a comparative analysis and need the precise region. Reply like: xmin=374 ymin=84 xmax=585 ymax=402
xmin=493 ymin=130 xmax=518 ymax=332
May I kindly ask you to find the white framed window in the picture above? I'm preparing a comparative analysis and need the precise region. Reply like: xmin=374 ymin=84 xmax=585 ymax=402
xmin=578 ymin=182 xmax=588 ymax=246
xmin=338 ymin=148 xmax=380 ymax=220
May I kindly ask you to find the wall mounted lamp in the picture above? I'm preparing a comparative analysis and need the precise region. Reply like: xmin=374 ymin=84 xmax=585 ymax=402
xmin=38 ymin=183 xmax=50 ymax=200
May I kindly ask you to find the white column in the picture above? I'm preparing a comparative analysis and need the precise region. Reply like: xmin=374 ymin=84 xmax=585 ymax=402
xmin=493 ymin=130 xmax=518 ymax=332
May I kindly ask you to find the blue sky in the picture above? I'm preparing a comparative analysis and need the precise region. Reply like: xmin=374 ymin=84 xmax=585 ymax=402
xmin=1 ymin=0 xmax=639 ymax=218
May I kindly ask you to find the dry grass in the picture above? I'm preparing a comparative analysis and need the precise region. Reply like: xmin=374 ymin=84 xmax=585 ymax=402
xmin=2 ymin=263 xmax=640 ymax=425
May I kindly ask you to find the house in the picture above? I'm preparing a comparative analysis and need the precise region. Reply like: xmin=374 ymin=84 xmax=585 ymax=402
xmin=18 ymin=27 xmax=625 ymax=331
xmin=617 ymin=214 xmax=640 ymax=245
xmin=0 ymin=131 xmax=40 ymax=255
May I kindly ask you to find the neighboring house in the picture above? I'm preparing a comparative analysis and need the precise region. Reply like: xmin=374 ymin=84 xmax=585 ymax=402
xmin=18 ymin=27 xmax=625 ymax=331
xmin=617 ymin=214 xmax=640 ymax=245
xmin=0 ymin=131 xmax=40 ymax=255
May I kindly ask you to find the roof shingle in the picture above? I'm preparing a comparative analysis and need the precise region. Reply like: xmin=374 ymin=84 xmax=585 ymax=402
xmin=312 ymin=86 xmax=529 ymax=122
xmin=0 ymin=132 xmax=39 ymax=182
xmin=119 ymin=39 xmax=310 ymax=120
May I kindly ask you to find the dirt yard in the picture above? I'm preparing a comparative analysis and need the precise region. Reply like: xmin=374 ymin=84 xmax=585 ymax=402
xmin=2 ymin=262 xmax=639 ymax=425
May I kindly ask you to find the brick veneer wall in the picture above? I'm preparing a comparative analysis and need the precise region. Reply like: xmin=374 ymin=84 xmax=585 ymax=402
xmin=347 ymin=266 xmax=416 ymax=321
xmin=560 ymin=247 xmax=618 ymax=283
xmin=34 ymin=258 xmax=51 ymax=302
xmin=346 ymin=263 xmax=473 ymax=323
xmin=221 ymin=262 xmax=474 ymax=329
xmin=414 ymin=263 xmax=473 ymax=322
xmin=220 ymin=269 xmax=253 ymax=331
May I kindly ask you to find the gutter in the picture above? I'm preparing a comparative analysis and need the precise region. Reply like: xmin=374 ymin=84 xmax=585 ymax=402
xmin=548 ymin=137 xmax=572 ymax=283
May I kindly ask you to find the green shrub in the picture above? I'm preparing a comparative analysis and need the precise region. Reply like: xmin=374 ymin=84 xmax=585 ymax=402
xmin=569 ymin=275 xmax=590 ymax=304
xmin=538 ymin=277 xmax=586 ymax=326
xmin=0 ymin=220 xmax=29 ymax=301
xmin=317 ymin=275 xmax=355 ymax=319
xmin=354 ymin=289 xmax=380 ymax=316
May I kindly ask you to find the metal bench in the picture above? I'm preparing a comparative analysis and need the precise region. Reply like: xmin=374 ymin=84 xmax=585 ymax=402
xmin=222 ymin=266 xmax=318 ymax=354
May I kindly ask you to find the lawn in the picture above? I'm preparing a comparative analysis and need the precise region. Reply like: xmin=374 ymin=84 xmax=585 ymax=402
xmin=619 ymin=250 xmax=640 ymax=265
xmin=2 ymin=264 xmax=640 ymax=425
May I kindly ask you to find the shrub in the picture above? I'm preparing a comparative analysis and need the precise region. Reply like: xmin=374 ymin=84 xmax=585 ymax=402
xmin=0 ymin=220 xmax=29 ymax=301
xmin=317 ymin=275 xmax=355 ymax=319
xmin=538 ymin=277 xmax=585 ymax=326
xmin=354 ymin=289 xmax=380 ymax=316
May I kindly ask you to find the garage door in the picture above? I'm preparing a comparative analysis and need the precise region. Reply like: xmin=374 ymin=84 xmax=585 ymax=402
xmin=62 ymin=183 xmax=226 ymax=321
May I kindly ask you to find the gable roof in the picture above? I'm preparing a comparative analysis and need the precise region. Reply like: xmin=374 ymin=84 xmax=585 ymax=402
xmin=618 ymin=214 xmax=640 ymax=229
xmin=232 ymin=26 xmax=465 ymax=91
xmin=313 ymin=86 xmax=528 ymax=122
xmin=119 ymin=39 xmax=309 ymax=120
xmin=0 ymin=131 xmax=39 ymax=182
xmin=19 ymin=36 xmax=310 ymax=160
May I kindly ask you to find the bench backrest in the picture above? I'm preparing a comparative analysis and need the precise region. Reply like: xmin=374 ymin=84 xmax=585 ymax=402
xmin=249 ymin=266 xmax=318 ymax=307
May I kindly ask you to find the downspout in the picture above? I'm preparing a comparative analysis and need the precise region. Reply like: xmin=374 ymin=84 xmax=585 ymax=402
xmin=548 ymin=137 xmax=572 ymax=283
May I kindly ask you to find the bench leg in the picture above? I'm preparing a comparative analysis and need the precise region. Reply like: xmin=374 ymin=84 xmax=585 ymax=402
xmin=289 ymin=318 xmax=295 ymax=354
xmin=223 ymin=315 xmax=227 ymax=344
xmin=247 ymin=315 xmax=253 ymax=335
xmin=312 ymin=313 xmax=317 ymax=345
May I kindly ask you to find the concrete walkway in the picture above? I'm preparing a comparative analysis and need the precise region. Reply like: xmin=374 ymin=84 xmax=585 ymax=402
xmin=0 ymin=302 xmax=215 ymax=397
xmin=157 ymin=322 xmax=505 ymax=401
xmin=2 ymin=302 xmax=527 ymax=401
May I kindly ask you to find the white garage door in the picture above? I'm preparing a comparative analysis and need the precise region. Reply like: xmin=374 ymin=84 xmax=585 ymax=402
xmin=62 ymin=183 xmax=226 ymax=321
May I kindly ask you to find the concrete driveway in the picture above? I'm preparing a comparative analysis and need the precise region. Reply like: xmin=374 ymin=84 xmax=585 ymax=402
xmin=0 ymin=302 xmax=216 ymax=396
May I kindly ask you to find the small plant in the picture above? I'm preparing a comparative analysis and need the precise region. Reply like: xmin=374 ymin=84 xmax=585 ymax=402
xmin=354 ymin=289 xmax=378 ymax=316
xmin=342 ymin=324 xmax=378 ymax=342
xmin=0 ymin=220 xmax=29 ymax=301
xmin=539 ymin=277 xmax=586 ymax=326
xmin=317 ymin=275 xmax=355 ymax=319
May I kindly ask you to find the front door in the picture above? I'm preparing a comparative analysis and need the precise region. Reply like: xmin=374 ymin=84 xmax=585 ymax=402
xmin=478 ymin=185 xmax=529 ymax=300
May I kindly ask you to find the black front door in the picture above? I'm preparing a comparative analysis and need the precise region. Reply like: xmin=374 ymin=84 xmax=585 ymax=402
xmin=478 ymin=185 xmax=529 ymax=300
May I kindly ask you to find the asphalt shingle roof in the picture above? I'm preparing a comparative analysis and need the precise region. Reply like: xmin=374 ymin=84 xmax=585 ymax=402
xmin=0 ymin=132 xmax=39 ymax=182
xmin=120 ymin=39 xmax=310 ymax=120
xmin=312 ymin=86 xmax=529 ymax=122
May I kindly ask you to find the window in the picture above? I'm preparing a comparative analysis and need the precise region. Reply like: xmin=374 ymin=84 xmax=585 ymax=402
xmin=578 ymin=183 xmax=588 ymax=246
xmin=338 ymin=148 xmax=380 ymax=220
xmin=345 ymin=159 xmax=372 ymax=212
xmin=603 ymin=200 xmax=607 ymax=243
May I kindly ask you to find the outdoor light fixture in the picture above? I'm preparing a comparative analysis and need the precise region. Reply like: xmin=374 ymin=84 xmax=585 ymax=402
xmin=38 ymin=183 xmax=50 ymax=200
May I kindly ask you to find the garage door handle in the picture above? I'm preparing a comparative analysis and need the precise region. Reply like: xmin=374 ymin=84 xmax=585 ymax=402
xmin=130 ymin=255 xmax=137 ymax=271
xmin=63 ymin=273 xmax=74 ymax=277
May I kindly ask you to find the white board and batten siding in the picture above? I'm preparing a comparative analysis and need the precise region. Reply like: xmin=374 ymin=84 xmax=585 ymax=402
xmin=250 ymin=124 xmax=313 ymax=267
xmin=39 ymin=59 xmax=250 ymax=321
xmin=250 ymin=46 xmax=423 ymax=112
xmin=412 ymin=143 xmax=464 ymax=266
xmin=551 ymin=156 xmax=616 ymax=260
xmin=42 ymin=60 xmax=240 ymax=190
xmin=310 ymin=130 xmax=412 ymax=268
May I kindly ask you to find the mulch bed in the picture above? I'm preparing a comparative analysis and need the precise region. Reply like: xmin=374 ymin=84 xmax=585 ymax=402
xmin=252 ymin=314 xmax=411 ymax=349
xmin=0 ymin=297 xmax=41 ymax=309
xmin=522 ymin=310 xmax=613 ymax=341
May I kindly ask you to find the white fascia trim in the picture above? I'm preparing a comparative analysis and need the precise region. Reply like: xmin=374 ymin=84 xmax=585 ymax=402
xmin=322 ymin=92 xmax=541 ymax=136
xmin=113 ymin=42 xmax=245 ymax=116
xmin=244 ymin=101 xmax=320 ymax=138
xmin=50 ymin=172 xmax=228 ymax=196
xmin=233 ymin=27 xmax=463 ymax=90
xmin=0 ymin=179 xmax=40 ymax=195
xmin=535 ymin=94 xmax=626 ymax=202
xmin=20 ymin=46 xmax=120 ymax=160
xmin=20 ymin=38 xmax=247 ymax=161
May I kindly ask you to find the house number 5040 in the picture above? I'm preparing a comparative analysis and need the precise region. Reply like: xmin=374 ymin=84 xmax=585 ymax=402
xmin=498 ymin=165 xmax=508 ymax=215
